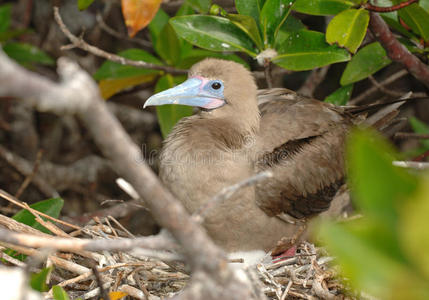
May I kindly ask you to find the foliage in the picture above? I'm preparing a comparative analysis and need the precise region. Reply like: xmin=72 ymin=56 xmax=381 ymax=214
xmin=316 ymin=129 xmax=429 ymax=299
xmin=30 ymin=267 xmax=53 ymax=292
xmin=0 ymin=4 xmax=53 ymax=67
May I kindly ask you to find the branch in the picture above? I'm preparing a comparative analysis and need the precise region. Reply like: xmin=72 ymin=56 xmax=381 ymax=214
xmin=393 ymin=161 xmax=429 ymax=170
xmin=369 ymin=12 xmax=429 ymax=88
xmin=0 ymin=50 xmax=258 ymax=299
xmin=53 ymin=7 xmax=187 ymax=75
xmin=364 ymin=0 xmax=418 ymax=12
xmin=394 ymin=132 xmax=429 ymax=140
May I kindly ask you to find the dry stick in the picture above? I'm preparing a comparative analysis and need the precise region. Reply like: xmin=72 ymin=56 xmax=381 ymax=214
xmin=349 ymin=69 xmax=409 ymax=104
xmin=0 ymin=51 xmax=257 ymax=298
xmin=369 ymin=12 xmax=429 ymax=89
xmin=364 ymin=0 xmax=418 ymax=12
xmin=264 ymin=61 xmax=274 ymax=88
xmin=15 ymin=149 xmax=43 ymax=198
xmin=393 ymin=161 xmax=429 ymax=170
xmin=193 ymin=171 xmax=273 ymax=223
xmin=394 ymin=132 xmax=429 ymax=140
xmin=298 ymin=66 xmax=329 ymax=97
xmin=53 ymin=7 xmax=186 ymax=75
xmin=96 ymin=13 xmax=152 ymax=49
xmin=0 ymin=189 xmax=80 ymax=230
xmin=368 ymin=75 xmax=404 ymax=98
xmin=92 ymin=265 xmax=110 ymax=300
xmin=0 ymin=145 xmax=58 ymax=197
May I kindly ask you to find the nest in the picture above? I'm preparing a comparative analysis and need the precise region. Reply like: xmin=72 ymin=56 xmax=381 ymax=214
xmin=0 ymin=204 xmax=358 ymax=300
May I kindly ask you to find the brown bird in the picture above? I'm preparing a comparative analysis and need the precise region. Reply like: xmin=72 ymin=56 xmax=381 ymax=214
xmin=144 ymin=59 xmax=397 ymax=263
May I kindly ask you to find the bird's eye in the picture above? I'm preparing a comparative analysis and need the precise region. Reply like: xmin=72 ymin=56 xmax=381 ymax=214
xmin=211 ymin=82 xmax=222 ymax=90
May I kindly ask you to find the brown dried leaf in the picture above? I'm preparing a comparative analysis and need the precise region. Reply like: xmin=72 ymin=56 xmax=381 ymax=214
xmin=121 ymin=0 xmax=162 ymax=37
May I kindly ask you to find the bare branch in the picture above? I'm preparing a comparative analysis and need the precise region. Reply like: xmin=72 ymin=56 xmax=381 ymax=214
xmin=364 ymin=0 xmax=418 ymax=12
xmin=53 ymin=7 xmax=187 ymax=75
xmin=394 ymin=132 xmax=429 ymax=140
xmin=393 ymin=161 xmax=429 ymax=170
xmin=298 ymin=66 xmax=329 ymax=97
xmin=369 ymin=12 xmax=429 ymax=88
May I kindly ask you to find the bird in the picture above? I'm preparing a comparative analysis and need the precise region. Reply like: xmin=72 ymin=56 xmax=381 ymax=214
xmin=144 ymin=58 xmax=399 ymax=263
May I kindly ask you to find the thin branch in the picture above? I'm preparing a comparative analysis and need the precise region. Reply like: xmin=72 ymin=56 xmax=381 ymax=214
xmin=53 ymin=7 xmax=187 ymax=75
xmin=394 ymin=132 xmax=429 ymax=140
xmin=393 ymin=161 xmax=429 ymax=169
xmin=298 ymin=66 xmax=329 ymax=97
xmin=368 ymin=75 xmax=404 ymax=98
xmin=92 ymin=264 xmax=110 ymax=300
xmin=369 ymin=12 xmax=429 ymax=88
xmin=264 ymin=61 xmax=273 ymax=88
xmin=349 ymin=69 xmax=409 ymax=104
xmin=96 ymin=13 xmax=152 ymax=49
xmin=364 ymin=0 xmax=418 ymax=12
xmin=193 ymin=171 xmax=273 ymax=223
xmin=14 ymin=149 xmax=43 ymax=198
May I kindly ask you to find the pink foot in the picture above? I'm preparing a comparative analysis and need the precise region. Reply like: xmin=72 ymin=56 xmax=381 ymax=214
xmin=272 ymin=246 xmax=297 ymax=263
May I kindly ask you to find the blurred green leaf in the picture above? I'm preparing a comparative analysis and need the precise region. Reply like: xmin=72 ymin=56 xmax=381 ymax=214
xmin=273 ymin=30 xmax=350 ymax=71
xmin=77 ymin=0 xmax=95 ymax=10
xmin=324 ymin=84 xmax=353 ymax=105
xmin=12 ymin=198 xmax=64 ymax=234
xmin=176 ymin=2 xmax=195 ymax=16
xmin=30 ymin=267 xmax=52 ymax=292
xmin=93 ymin=49 xmax=162 ymax=80
xmin=0 ymin=4 xmax=11 ymax=33
xmin=235 ymin=0 xmax=264 ymax=24
xmin=155 ymin=74 xmax=193 ymax=138
xmin=178 ymin=49 xmax=249 ymax=69
xmin=52 ymin=285 xmax=70 ymax=300
xmin=3 ymin=42 xmax=54 ymax=66
xmin=340 ymin=42 xmax=391 ymax=85
xmin=346 ymin=129 xmax=417 ymax=230
xmin=148 ymin=8 xmax=169 ymax=45
xmin=186 ymin=0 xmax=211 ymax=13
xmin=260 ymin=0 xmax=296 ymax=46
xmin=293 ymin=0 xmax=354 ymax=16
xmin=0 ymin=28 xmax=31 ymax=43
xmin=155 ymin=24 xmax=181 ymax=66
xmin=170 ymin=15 xmax=257 ymax=56
xmin=409 ymin=117 xmax=429 ymax=149
xmin=326 ymin=8 xmax=369 ymax=53
xmin=226 ymin=14 xmax=263 ymax=49
xmin=275 ymin=15 xmax=306 ymax=47
xmin=398 ymin=3 xmax=429 ymax=42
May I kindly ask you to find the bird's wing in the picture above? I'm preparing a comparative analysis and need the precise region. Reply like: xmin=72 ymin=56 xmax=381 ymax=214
xmin=254 ymin=89 xmax=353 ymax=219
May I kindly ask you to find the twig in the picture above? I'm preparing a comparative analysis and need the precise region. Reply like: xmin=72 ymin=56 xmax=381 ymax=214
xmin=364 ymin=0 xmax=418 ymax=12
xmin=15 ymin=149 xmax=43 ymax=198
xmin=298 ymin=66 xmax=329 ymax=97
xmin=369 ymin=12 xmax=429 ymax=88
xmin=0 ymin=189 xmax=80 ymax=230
xmin=53 ymin=7 xmax=186 ymax=75
xmin=92 ymin=265 xmax=110 ymax=300
xmin=368 ymin=75 xmax=404 ymax=98
xmin=193 ymin=171 xmax=273 ymax=223
xmin=394 ymin=132 xmax=429 ymax=140
xmin=393 ymin=161 xmax=429 ymax=169
xmin=264 ymin=61 xmax=273 ymax=88
xmin=349 ymin=69 xmax=408 ymax=104
xmin=96 ymin=13 xmax=152 ymax=49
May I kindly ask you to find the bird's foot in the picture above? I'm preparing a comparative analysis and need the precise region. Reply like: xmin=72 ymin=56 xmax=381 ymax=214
xmin=271 ymin=246 xmax=297 ymax=263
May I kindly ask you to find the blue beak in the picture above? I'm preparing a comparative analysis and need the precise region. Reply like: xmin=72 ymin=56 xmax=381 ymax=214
xmin=144 ymin=78 xmax=225 ymax=109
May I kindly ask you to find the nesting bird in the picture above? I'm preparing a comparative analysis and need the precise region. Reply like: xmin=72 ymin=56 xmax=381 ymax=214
xmin=144 ymin=59 xmax=387 ymax=260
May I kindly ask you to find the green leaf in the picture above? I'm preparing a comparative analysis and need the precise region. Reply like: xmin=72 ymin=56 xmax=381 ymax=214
xmin=2 ymin=42 xmax=54 ymax=66
xmin=346 ymin=129 xmax=418 ymax=230
xmin=148 ymin=8 xmax=170 ymax=45
xmin=0 ymin=28 xmax=31 ymax=43
xmin=0 ymin=4 xmax=11 ymax=33
xmin=186 ymin=0 xmax=211 ymax=13
xmin=235 ymin=0 xmax=265 ymax=24
xmin=176 ymin=2 xmax=195 ymax=16
xmin=293 ymin=0 xmax=355 ymax=16
xmin=12 ymin=198 xmax=64 ymax=234
xmin=155 ymin=75 xmax=193 ymax=138
xmin=170 ymin=15 xmax=257 ymax=56
xmin=52 ymin=285 xmax=70 ymax=300
xmin=260 ymin=0 xmax=296 ymax=46
xmin=398 ymin=3 xmax=429 ymax=42
xmin=409 ymin=117 xmax=429 ymax=149
xmin=30 ymin=267 xmax=52 ymax=292
xmin=77 ymin=0 xmax=95 ymax=10
xmin=273 ymin=30 xmax=350 ymax=71
xmin=326 ymin=8 xmax=369 ymax=53
xmin=155 ymin=24 xmax=181 ymax=66
xmin=324 ymin=84 xmax=353 ymax=105
xmin=340 ymin=42 xmax=391 ymax=85
xmin=178 ymin=49 xmax=249 ymax=69
xmin=226 ymin=14 xmax=263 ymax=50
xmin=93 ymin=49 xmax=162 ymax=80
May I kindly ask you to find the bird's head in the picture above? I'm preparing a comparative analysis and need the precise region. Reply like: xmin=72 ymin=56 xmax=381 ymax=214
xmin=144 ymin=58 xmax=259 ymax=132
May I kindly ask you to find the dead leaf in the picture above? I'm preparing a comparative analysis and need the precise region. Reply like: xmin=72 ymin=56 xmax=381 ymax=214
xmin=121 ymin=0 xmax=162 ymax=37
